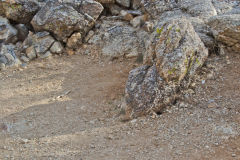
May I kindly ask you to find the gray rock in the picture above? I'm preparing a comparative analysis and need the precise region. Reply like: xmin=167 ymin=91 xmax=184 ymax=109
xmin=84 ymin=30 xmax=95 ymax=42
xmin=0 ymin=16 xmax=18 ymax=44
xmin=23 ymin=31 xmax=55 ymax=57
xmin=31 ymin=1 xmax=88 ymax=42
xmin=208 ymin=14 xmax=240 ymax=53
xmin=132 ymin=0 xmax=141 ymax=10
xmin=0 ymin=62 xmax=5 ymax=70
xmin=125 ymin=65 xmax=177 ymax=119
xmin=95 ymin=0 xmax=115 ymax=4
xmin=0 ymin=0 xmax=39 ymax=24
xmin=59 ymin=0 xmax=104 ymax=20
xmin=0 ymin=44 xmax=21 ymax=67
xmin=105 ymin=4 xmax=122 ymax=15
xmin=124 ymin=18 xmax=209 ymax=119
xmin=50 ymin=41 xmax=64 ymax=54
xmin=39 ymin=50 xmax=52 ymax=59
xmin=20 ymin=55 xmax=30 ymax=62
xmin=88 ymin=19 xmax=149 ymax=58
xmin=25 ymin=46 xmax=37 ymax=60
xmin=15 ymin=24 xmax=29 ymax=41
xmin=212 ymin=0 xmax=233 ymax=15
xmin=178 ymin=0 xmax=217 ymax=20
xmin=34 ymin=32 xmax=55 ymax=56
xmin=189 ymin=17 xmax=215 ymax=51
xmin=76 ymin=0 xmax=104 ymax=20
xmin=130 ymin=15 xmax=145 ymax=28
xmin=116 ymin=0 xmax=130 ymax=8
xmin=140 ymin=0 xmax=176 ymax=19
xmin=155 ymin=10 xmax=215 ymax=52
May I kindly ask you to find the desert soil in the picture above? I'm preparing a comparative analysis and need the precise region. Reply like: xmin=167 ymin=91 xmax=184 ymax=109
xmin=0 ymin=52 xmax=240 ymax=160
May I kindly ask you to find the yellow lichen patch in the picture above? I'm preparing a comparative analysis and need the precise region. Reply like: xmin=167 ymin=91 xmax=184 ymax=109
xmin=156 ymin=26 xmax=164 ymax=37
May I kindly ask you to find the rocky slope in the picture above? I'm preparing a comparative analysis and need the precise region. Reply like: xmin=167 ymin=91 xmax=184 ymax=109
xmin=0 ymin=0 xmax=240 ymax=118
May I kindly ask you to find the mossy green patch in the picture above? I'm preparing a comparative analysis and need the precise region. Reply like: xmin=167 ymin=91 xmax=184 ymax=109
xmin=168 ymin=67 xmax=177 ymax=75
xmin=176 ymin=28 xmax=181 ymax=33
xmin=156 ymin=26 xmax=164 ymax=37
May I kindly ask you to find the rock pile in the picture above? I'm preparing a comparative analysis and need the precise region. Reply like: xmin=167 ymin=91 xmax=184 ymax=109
xmin=0 ymin=0 xmax=239 ymax=118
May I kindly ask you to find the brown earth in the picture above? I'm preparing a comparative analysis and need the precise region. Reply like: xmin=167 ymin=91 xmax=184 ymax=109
xmin=0 ymin=52 xmax=239 ymax=159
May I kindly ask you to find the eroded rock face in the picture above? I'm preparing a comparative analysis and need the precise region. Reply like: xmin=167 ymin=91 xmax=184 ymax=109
xmin=0 ymin=44 xmax=21 ymax=69
xmin=0 ymin=0 xmax=39 ymax=24
xmin=31 ymin=1 xmax=89 ymax=42
xmin=125 ymin=18 xmax=208 ymax=119
xmin=208 ymin=14 xmax=240 ymax=53
xmin=0 ymin=16 xmax=18 ymax=44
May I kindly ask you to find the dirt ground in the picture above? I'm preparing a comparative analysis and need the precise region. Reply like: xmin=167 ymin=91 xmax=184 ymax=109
xmin=0 ymin=52 xmax=240 ymax=160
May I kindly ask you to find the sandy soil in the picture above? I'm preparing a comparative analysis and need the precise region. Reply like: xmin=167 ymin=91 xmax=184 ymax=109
xmin=0 ymin=52 xmax=239 ymax=160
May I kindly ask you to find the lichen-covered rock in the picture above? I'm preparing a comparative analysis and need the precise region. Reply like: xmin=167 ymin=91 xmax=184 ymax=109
xmin=0 ymin=44 xmax=21 ymax=69
xmin=124 ymin=65 xmax=178 ymax=119
xmin=145 ymin=18 xmax=208 ymax=82
xmin=208 ymin=14 xmax=240 ymax=53
xmin=124 ymin=18 xmax=208 ymax=119
xmin=0 ymin=0 xmax=39 ymax=24
xmin=154 ymin=10 xmax=215 ymax=52
xmin=31 ymin=1 xmax=89 ymax=42
xmin=0 ymin=16 xmax=18 ymax=44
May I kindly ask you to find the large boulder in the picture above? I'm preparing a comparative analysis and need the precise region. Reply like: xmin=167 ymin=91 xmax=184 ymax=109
xmin=0 ymin=16 xmax=18 ymax=44
xmin=124 ymin=18 xmax=208 ymax=119
xmin=145 ymin=18 xmax=208 ymax=82
xmin=0 ymin=0 xmax=39 ymax=24
xmin=208 ymin=14 xmax=240 ymax=53
xmin=0 ymin=44 xmax=21 ymax=69
xmin=31 ymin=1 xmax=90 ymax=42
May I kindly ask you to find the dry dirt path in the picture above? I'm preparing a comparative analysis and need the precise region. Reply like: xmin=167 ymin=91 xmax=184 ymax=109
xmin=0 ymin=53 xmax=239 ymax=159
